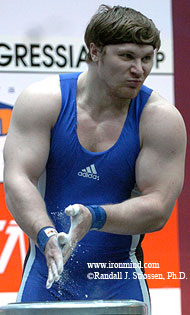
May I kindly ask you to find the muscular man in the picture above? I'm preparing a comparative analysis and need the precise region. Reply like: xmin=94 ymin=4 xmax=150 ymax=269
xmin=3 ymin=5 xmax=186 ymax=314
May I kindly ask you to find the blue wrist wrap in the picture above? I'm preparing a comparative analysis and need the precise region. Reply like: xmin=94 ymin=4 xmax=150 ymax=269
xmin=37 ymin=226 xmax=57 ymax=253
xmin=86 ymin=205 xmax=107 ymax=230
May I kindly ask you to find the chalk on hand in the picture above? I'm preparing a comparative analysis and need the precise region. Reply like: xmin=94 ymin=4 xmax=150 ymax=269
xmin=57 ymin=232 xmax=69 ymax=245
xmin=65 ymin=204 xmax=80 ymax=216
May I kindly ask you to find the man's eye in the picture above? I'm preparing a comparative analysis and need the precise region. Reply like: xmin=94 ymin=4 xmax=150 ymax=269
xmin=142 ymin=55 xmax=152 ymax=62
xmin=120 ymin=54 xmax=133 ymax=60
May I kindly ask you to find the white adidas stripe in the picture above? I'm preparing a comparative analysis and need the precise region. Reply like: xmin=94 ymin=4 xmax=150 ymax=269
xmin=129 ymin=235 xmax=151 ymax=315
xmin=81 ymin=164 xmax=97 ymax=175
xmin=78 ymin=164 xmax=99 ymax=180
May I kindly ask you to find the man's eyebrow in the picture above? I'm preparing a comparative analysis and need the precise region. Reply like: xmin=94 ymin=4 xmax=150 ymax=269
xmin=117 ymin=48 xmax=154 ymax=57
xmin=117 ymin=48 xmax=135 ymax=53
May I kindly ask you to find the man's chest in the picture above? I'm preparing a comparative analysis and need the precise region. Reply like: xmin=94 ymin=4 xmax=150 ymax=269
xmin=76 ymin=109 xmax=127 ymax=152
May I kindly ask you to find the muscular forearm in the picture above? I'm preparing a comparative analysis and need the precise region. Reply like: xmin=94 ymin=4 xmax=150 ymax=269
xmin=4 ymin=175 xmax=54 ymax=242
xmin=101 ymin=192 xmax=175 ymax=235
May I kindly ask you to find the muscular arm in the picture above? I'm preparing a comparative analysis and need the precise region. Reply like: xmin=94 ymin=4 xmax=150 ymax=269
xmin=3 ymin=77 xmax=61 ymax=242
xmin=4 ymin=77 xmax=67 ymax=288
xmin=101 ymin=93 xmax=186 ymax=234
xmin=66 ymin=93 xmax=186 ymax=251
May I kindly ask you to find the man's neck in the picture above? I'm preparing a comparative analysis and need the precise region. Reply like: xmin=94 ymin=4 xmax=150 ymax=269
xmin=77 ymin=69 xmax=131 ymax=117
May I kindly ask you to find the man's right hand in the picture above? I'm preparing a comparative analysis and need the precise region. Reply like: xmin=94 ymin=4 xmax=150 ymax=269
xmin=44 ymin=233 xmax=67 ymax=289
xmin=44 ymin=203 xmax=92 ymax=289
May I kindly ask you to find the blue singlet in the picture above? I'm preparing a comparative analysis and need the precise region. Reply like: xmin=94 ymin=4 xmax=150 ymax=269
xmin=17 ymin=72 xmax=152 ymax=315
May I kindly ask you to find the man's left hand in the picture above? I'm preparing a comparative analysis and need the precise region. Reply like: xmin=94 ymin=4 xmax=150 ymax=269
xmin=58 ymin=204 xmax=92 ymax=265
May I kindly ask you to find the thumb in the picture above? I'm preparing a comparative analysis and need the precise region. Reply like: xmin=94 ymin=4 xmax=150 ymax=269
xmin=65 ymin=204 xmax=80 ymax=217
xmin=57 ymin=232 xmax=69 ymax=246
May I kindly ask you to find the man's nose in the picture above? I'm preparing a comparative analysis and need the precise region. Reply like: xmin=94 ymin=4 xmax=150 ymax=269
xmin=130 ymin=59 xmax=144 ymax=76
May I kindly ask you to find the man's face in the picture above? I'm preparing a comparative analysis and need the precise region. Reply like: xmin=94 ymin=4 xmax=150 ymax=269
xmin=95 ymin=43 xmax=154 ymax=99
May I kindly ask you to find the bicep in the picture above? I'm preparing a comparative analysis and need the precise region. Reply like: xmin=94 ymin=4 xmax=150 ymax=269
xmin=4 ymin=123 xmax=50 ymax=183
xmin=4 ymin=89 xmax=52 ymax=183
xmin=135 ymin=106 xmax=186 ymax=213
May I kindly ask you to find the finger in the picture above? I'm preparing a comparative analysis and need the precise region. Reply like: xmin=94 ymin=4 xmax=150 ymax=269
xmin=51 ymin=260 xmax=60 ymax=282
xmin=57 ymin=232 xmax=69 ymax=246
xmin=46 ymin=266 xmax=54 ymax=289
xmin=50 ymin=236 xmax=64 ymax=275
xmin=61 ymin=239 xmax=77 ymax=264
xmin=56 ymin=255 xmax=64 ymax=275
xmin=46 ymin=260 xmax=61 ymax=289
xmin=61 ymin=240 xmax=71 ymax=256
xmin=62 ymin=247 xmax=74 ymax=265
xmin=65 ymin=204 xmax=80 ymax=216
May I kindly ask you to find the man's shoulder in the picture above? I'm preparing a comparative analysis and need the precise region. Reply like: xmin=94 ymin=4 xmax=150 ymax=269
xmin=22 ymin=75 xmax=61 ymax=98
xmin=14 ymin=75 xmax=62 ymax=127
xmin=16 ymin=75 xmax=61 ymax=109
xmin=140 ymin=91 xmax=186 ymax=146
xmin=143 ymin=91 xmax=180 ymax=118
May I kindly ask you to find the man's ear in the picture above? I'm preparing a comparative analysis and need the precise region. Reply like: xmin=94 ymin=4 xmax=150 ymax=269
xmin=89 ymin=42 xmax=101 ymax=62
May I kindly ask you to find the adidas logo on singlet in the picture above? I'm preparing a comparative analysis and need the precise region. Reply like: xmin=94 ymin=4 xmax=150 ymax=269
xmin=78 ymin=164 xmax=100 ymax=181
